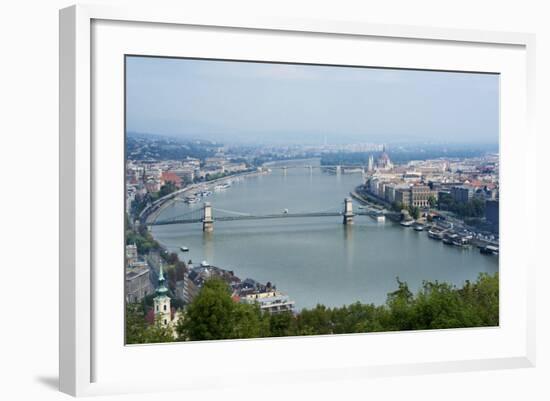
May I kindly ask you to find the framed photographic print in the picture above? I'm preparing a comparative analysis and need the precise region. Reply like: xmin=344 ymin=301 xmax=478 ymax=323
xmin=59 ymin=4 xmax=536 ymax=397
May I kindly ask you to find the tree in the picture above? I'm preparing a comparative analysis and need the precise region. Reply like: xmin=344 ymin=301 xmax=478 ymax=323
xmin=428 ymin=194 xmax=437 ymax=209
xmin=412 ymin=281 xmax=464 ymax=329
xmin=126 ymin=303 xmax=149 ymax=344
xmin=164 ymin=273 xmax=499 ymax=342
xmin=392 ymin=201 xmax=404 ymax=212
xmin=458 ymin=273 xmax=499 ymax=327
xmin=145 ymin=317 xmax=176 ymax=343
xmin=231 ymin=302 xmax=265 ymax=339
xmin=408 ymin=205 xmax=420 ymax=220
xmin=385 ymin=278 xmax=415 ymax=331
xmin=177 ymin=278 xmax=237 ymax=341
xmin=268 ymin=312 xmax=296 ymax=337
xmin=159 ymin=181 xmax=177 ymax=197
xmin=125 ymin=303 xmax=175 ymax=344
xmin=296 ymin=304 xmax=332 ymax=335
xmin=177 ymin=277 xmax=269 ymax=341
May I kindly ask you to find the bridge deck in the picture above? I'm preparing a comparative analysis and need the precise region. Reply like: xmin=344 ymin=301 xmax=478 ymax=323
xmin=151 ymin=211 xmax=373 ymax=226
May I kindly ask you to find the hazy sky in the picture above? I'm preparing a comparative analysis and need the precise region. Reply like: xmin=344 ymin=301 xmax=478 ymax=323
xmin=126 ymin=56 xmax=499 ymax=145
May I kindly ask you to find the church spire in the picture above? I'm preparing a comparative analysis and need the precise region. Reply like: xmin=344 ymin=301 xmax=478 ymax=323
xmin=153 ymin=263 xmax=172 ymax=327
xmin=156 ymin=264 xmax=169 ymax=297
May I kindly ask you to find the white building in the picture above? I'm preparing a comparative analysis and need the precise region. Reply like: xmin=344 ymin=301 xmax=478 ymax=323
xmin=241 ymin=290 xmax=295 ymax=315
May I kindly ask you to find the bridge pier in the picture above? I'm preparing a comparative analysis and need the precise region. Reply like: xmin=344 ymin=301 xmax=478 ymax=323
xmin=336 ymin=165 xmax=341 ymax=175
xmin=343 ymin=197 xmax=354 ymax=225
xmin=202 ymin=202 xmax=214 ymax=232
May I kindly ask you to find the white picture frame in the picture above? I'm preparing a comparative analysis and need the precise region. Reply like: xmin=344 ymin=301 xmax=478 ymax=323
xmin=59 ymin=4 xmax=536 ymax=397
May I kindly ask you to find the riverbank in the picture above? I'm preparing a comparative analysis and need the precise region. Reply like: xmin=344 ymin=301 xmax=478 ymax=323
xmin=350 ymin=188 xmax=401 ymax=222
xmin=143 ymin=168 xmax=270 ymax=224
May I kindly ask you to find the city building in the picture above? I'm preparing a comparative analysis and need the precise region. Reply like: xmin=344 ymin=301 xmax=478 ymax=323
xmin=170 ymin=167 xmax=195 ymax=184
xmin=161 ymin=171 xmax=182 ymax=188
xmin=410 ymin=185 xmax=433 ymax=208
xmin=384 ymin=183 xmax=397 ymax=203
xmin=126 ymin=262 xmax=152 ymax=303
xmin=126 ymin=243 xmax=138 ymax=265
xmin=223 ymin=162 xmax=247 ymax=173
xmin=367 ymin=154 xmax=374 ymax=172
xmin=241 ymin=290 xmax=295 ymax=315
xmin=376 ymin=145 xmax=393 ymax=170
xmin=175 ymin=276 xmax=199 ymax=305
xmin=451 ymin=185 xmax=474 ymax=203
xmin=486 ymin=199 xmax=499 ymax=231
xmin=395 ymin=188 xmax=411 ymax=207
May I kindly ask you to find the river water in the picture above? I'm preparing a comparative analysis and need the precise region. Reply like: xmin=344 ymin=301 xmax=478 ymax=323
xmin=152 ymin=162 xmax=498 ymax=309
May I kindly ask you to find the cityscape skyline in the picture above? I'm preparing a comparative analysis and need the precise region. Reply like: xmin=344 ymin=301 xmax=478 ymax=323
xmin=125 ymin=55 xmax=500 ymax=344
xmin=126 ymin=56 xmax=500 ymax=146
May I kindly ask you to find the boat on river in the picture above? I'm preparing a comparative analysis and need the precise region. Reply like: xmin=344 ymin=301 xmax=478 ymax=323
xmin=452 ymin=237 xmax=470 ymax=247
xmin=480 ymin=245 xmax=499 ymax=255
xmin=214 ymin=182 xmax=231 ymax=190
xmin=400 ymin=220 xmax=414 ymax=227
xmin=442 ymin=234 xmax=456 ymax=245
xmin=180 ymin=246 xmax=189 ymax=252
xmin=427 ymin=229 xmax=443 ymax=240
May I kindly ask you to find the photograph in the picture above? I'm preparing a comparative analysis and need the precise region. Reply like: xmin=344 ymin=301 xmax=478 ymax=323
xmin=124 ymin=56 xmax=499 ymax=344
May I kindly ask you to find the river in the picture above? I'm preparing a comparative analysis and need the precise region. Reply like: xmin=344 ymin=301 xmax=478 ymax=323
xmin=151 ymin=161 xmax=498 ymax=309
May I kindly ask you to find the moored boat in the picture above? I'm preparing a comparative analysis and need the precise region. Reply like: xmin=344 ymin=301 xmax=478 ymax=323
xmin=480 ymin=245 xmax=499 ymax=255
xmin=427 ymin=229 xmax=443 ymax=240
xmin=442 ymin=234 xmax=455 ymax=245
xmin=214 ymin=182 xmax=231 ymax=190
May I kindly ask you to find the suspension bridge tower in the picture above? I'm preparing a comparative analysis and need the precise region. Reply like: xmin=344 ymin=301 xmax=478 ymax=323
xmin=343 ymin=197 xmax=354 ymax=225
xmin=202 ymin=202 xmax=214 ymax=232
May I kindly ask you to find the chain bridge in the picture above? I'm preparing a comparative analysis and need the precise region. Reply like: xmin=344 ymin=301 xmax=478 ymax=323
xmin=149 ymin=198 xmax=382 ymax=232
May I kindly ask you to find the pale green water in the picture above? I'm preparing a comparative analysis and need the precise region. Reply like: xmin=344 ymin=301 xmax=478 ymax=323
xmin=152 ymin=164 xmax=498 ymax=309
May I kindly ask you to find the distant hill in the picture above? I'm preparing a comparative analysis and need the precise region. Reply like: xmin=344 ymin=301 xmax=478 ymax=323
xmin=126 ymin=132 xmax=221 ymax=161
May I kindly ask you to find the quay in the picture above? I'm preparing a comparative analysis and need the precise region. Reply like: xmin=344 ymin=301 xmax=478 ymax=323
xmin=142 ymin=169 xmax=269 ymax=225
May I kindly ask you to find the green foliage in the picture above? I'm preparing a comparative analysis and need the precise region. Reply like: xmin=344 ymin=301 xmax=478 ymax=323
xmin=132 ymin=273 xmax=499 ymax=343
xmin=392 ymin=201 xmax=404 ymax=212
xmin=231 ymin=302 xmax=269 ymax=339
xmin=296 ymin=305 xmax=333 ymax=335
xmin=125 ymin=303 xmax=175 ymax=344
xmin=158 ymin=182 xmax=177 ymax=198
xmin=438 ymin=193 xmax=485 ymax=218
xmin=428 ymin=194 xmax=437 ymax=208
xmin=408 ymin=205 xmax=421 ymax=220
xmin=205 ymin=171 xmax=231 ymax=181
xmin=268 ymin=312 xmax=296 ymax=337
xmin=125 ymin=228 xmax=161 ymax=255
xmin=176 ymin=278 xmax=238 ymax=340
xmin=126 ymin=133 xmax=218 ymax=161
xmin=126 ymin=303 xmax=149 ymax=344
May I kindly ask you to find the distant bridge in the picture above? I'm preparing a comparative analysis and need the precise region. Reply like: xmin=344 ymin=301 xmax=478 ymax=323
xmin=267 ymin=164 xmax=368 ymax=172
xmin=149 ymin=198 xmax=382 ymax=232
